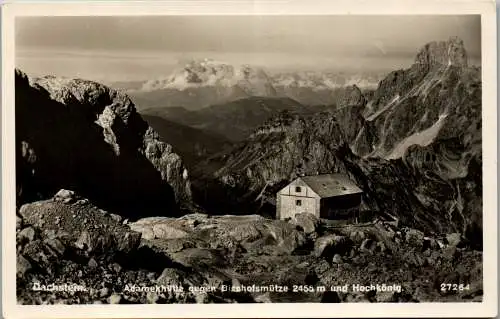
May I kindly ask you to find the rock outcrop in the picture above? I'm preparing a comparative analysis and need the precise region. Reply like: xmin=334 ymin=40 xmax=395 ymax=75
xmin=140 ymin=114 xmax=233 ymax=168
xmin=19 ymin=190 xmax=142 ymax=255
xmin=16 ymin=69 xmax=191 ymax=218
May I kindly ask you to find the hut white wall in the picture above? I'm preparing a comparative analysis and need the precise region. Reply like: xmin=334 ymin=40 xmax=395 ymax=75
xmin=277 ymin=178 xmax=319 ymax=220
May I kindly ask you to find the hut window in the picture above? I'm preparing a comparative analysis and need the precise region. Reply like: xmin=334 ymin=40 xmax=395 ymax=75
xmin=296 ymin=200 xmax=302 ymax=206
xmin=295 ymin=186 xmax=302 ymax=192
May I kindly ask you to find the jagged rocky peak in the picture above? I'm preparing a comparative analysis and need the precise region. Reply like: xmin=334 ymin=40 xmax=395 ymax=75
xmin=336 ymin=85 xmax=366 ymax=109
xmin=16 ymin=68 xmax=29 ymax=84
xmin=413 ymin=36 xmax=468 ymax=71
xmin=15 ymin=69 xmax=191 ymax=218
xmin=31 ymin=74 xmax=135 ymax=124
xmin=250 ymin=110 xmax=306 ymax=137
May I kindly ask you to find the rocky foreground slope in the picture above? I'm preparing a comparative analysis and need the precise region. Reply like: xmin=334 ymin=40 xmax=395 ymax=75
xmin=17 ymin=191 xmax=482 ymax=304
xmin=16 ymin=70 xmax=191 ymax=217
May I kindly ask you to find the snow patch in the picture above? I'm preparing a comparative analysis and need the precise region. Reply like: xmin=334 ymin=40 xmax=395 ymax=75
xmin=386 ymin=113 xmax=448 ymax=160
xmin=365 ymin=94 xmax=400 ymax=121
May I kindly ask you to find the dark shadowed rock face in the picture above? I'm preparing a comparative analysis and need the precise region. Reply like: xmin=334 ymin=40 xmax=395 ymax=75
xmin=16 ymin=69 xmax=191 ymax=218
xmin=334 ymin=85 xmax=378 ymax=156
xmin=140 ymin=114 xmax=233 ymax=169
xmin=193 ymin=38 xmax=482 ymax=246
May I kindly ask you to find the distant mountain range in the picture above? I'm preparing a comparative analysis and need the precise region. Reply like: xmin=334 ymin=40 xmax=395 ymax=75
xmin=109 ymin=59 xmax=384 ymax=109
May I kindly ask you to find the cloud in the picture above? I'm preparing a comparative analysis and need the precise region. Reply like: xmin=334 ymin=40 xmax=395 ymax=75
xmin=16 ymin=15 xmax=481 ymax=81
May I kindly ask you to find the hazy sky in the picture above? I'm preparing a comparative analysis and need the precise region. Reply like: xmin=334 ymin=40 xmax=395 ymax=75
xmin=16 ymin=15 xmax=481 ymax=82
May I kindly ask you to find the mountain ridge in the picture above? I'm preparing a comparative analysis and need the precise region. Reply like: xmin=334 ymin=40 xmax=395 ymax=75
xmin=141 ymin=96 xmax=318 ymax=141
xmin=16 ymin=69 xmax=192 ymax=218
xmin=192 ymin=37 xmax=482 ymax=245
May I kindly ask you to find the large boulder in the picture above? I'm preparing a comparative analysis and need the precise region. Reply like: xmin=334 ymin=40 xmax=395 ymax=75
xmin=16 ymin=255 xmax=32 ymax=277
xmin=404 ymin=228 xmax=425 ymax=249
xmin=170 ymin=248 xmax=227 ymax=268
xmin=291 ymin=212 xmax=320 ymax=235
xmin=314 ymin=235 xmax=352 ymax=259
xmin=129 ymin=217 xmax=189 ymax=240
xmin=133 ymin=214 xmax=308 ymax=257
xmin=446 ymin=233 xmax=462 ymax=247
xmin=18 ymin=193 xmax=141 ymax=254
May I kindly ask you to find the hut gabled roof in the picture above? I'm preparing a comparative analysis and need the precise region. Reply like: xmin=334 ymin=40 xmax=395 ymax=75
xmin=299 ymin=173 xmax=362 ymax=198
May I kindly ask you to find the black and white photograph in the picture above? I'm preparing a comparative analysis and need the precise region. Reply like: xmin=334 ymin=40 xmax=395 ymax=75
xmin=2 ymin=1 xmax=498 ymax=317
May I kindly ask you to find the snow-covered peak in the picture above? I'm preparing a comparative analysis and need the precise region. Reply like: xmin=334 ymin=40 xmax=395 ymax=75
xmin=141 ymin=59 xmax=276 ymax=97
xmin=271 ymin=71 xmax=383 ymax=90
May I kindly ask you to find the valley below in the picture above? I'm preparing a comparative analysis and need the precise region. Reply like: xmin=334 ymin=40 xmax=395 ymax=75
xmin=15 ymin=37 xmax=483 ymax=304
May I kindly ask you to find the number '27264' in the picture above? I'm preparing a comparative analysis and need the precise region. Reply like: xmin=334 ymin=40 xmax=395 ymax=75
xmin=440 ymin=283 xmax=470 ymax=292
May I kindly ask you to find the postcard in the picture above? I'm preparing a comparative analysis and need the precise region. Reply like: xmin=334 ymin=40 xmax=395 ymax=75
xmin=2 ymin=0 xmax=497 ymax=317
